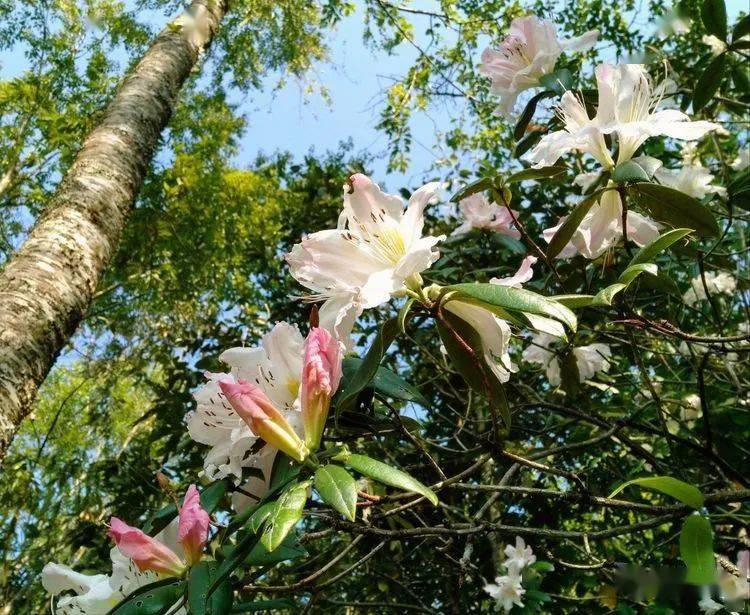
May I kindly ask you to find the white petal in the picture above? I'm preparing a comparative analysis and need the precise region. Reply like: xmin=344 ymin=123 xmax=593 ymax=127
xmin=490 ymin=256 xmax=537 ymax=288
xmin=560 ymin=29 xmax=599 ymax=51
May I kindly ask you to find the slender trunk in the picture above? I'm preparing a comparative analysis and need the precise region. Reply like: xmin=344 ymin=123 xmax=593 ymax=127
xmin=0 ymin=0 xmax=228 ymax=460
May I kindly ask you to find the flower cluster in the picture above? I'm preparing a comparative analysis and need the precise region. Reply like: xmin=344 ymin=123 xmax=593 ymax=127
xmin=483 ymin=537 xmax=540 ymax=612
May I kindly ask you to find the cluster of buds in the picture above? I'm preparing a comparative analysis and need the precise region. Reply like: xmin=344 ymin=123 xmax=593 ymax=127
xmin=219 ymin=327 xmax=343 ymax=464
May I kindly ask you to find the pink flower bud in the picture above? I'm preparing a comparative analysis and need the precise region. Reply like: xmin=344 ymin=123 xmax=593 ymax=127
xmin=108 ymin=517 xmax=184 ymax=576
xmin=177 ymin=485 xmax=210 ymax=565
xmin=301 ymin=327 xmax=343 ymax=449
xmin=218 ymin=379 xmax=307 ymax=462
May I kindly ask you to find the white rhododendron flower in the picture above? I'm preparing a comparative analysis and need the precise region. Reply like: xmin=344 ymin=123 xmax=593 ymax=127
xmin=452 ymin=193 xmax=520 ymax=238
xmin=531 ymin=63 xmax=719 ymax=169
xmin=731 ymin=147 xmax=749 ymax=170
xmin=503 ymin=536 xmax=537 ymax=573
xmin=654 ymin=165 xmax=726 ymax=198
xmin=287 ymin=173 xmax=444 ymax=340
xmin=43 ymin=522 xmax=185 ymax=615
xmin=698 ymin=596 xmax=723 ymax=615
xmin=480 ymin=15 xmax=598 ymax=115
xmin=484 ymin=570 xmax=526 ymax=612
xmin=187 ymin=321 xmax=305 ymax=486
xmin=543 ymin=188 xmax=660 ymax=259
xmin=683 ymin=271 xmax=737 ymax=306
xmin=701 ymin=34 xmax=728 ymax=56
xmin=523 ymin=332 xmax=611 ymax=386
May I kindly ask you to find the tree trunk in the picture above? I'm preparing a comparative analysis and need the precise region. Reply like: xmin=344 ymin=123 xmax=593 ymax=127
xmin=0 ymin=0 xmax=228 ymax=460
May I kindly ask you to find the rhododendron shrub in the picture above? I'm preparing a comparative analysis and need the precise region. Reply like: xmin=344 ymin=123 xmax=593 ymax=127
xmin=34 ymin=4 xmax=749 ymax=615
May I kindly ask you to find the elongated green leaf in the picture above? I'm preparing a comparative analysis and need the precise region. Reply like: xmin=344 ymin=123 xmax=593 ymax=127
xmin=106 ymin=578 xmax=186 ymax=615
xmin=244 ymin=533 xmax=307 ymax=566
xmin=609 ymin=476 xmax=705 ymax=509
xmin=450 ymin=177 xmax=492 ymax=203
xmin=336 ymin=318 xmax=399 ymax=417
xmin=340 ymin=453 xmax=438 ymax=505
xmin=546 ymin=190 xmax=605 ymax=258
xmin=611 ymin=160 xmax=651 ymax=183
xmin=398 ymin=297 xmax=415 ymax=333
xmin=728 ymin=168 xmax=750 ymax=211
xmin=231 ymin=599 xmax=296 ymax=613
xmin=207 ymin=530 xmax=261 ymax=599
xmin=188 ymin=561 xmax=233 ymax=615
xmin=514 ymin=90 xmax=554 ymax=140
xmin=441 ymin=283 xmax=577 ymax=331
xmin=591 ymin=263 xmax=659 ymax=305
xmin=680 ymin=514 xmax=716 ymax=585
xmin=701 ymin=0 xmax=727 ymax=39
xmin=559 ymin=351 xmax=581 ymax=398
xmin=514 ymin=130 xmax=543 ymax=158
xmin=629 ymin=228 xmax=694 ymax=266
xmin=506 ymin=165 xmax=567 ymax=183
xmin=261 ymin=481 xmax=310 ymax=552
xmin=591 ymin=283 xmax=627 ymax=307
xmin=617 ymin=263 xmax=658 ymax=285
xmin=628 ymin=183 xmax=719 ymax=237
xmin=693 ymin=54 xmax=727 ymax=112
xmin=436 ymin=312 xmax=511 ymax=428
xmin=341 ymin=358 xmax=428 ymax=408
xmin=551 ymin=294 xmax=594 ymax=308
xmin=315 ymin=465 xmax=357 ymax=521
xmin=733 ymin=14 xmax=750 ymax=40
xmin=245 ymin=501 xmax=276 ymax=533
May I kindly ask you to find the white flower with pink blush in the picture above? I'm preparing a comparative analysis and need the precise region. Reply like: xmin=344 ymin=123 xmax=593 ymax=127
xmin=452 ymin=193 xmax=520 ymax=238
xmin=42 ymin=485 xmax=208 ymax=614
xmin=654 ymin=164 xmax=726 ymax=199
xmin=503 ymin=536 xmax=537 ymax=573
xmin=530 ymin=63 xmax=719 ymax=169
xmin=188 ymin=322 xmax=343 ymax=510
xmin=480 ymin=16 xmax=598 ymax=115
xmin=522 ymin=332 xmax=612 ymax=387
xmin=483 ymin=570 xmax=526 ymax=612
xmin=286 ymin=174 xmax=444 ymax=342
xmin=543 ymin=187 xmax=661 ymax=260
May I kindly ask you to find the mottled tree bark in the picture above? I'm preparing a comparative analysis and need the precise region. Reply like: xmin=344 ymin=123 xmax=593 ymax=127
xmin=0 ymin=0 xmax=228 ymax=459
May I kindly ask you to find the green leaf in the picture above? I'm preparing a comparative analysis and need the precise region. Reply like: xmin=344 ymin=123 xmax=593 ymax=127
xmin=440 ymin=283 xmax=577 ymax=332
xmin=244 ymin=532 xmax=307 ymax=566
xmin=231 ymin=599 xmax=296 ymax=613
xmin=728 ymin=168 xmax=750 ymax=211
xmin=611 ymin=160 xmax=651 ymax=183
xmin=733 ymin=14 xmax=750 ymax=41
xmin=245 ymin=501 xmax=277 ymax=533
xmin=514 ymin=90 xmax=554 ymax=140
xmin=629 ymin=228 xmax=694 ymax=267
xmin=436 ymin=311 xmax=511 ymax=429
xmin=590 ymin=263 xmax=657 ymax=306
xmin=551 ymin=294 xmax=594 ymax=309
xmin=680 ymin=514 xmax=716 ymax=585
xmin=397 ymin=297 xmax=415 ymax=333
xmin=693 ymin=54 xmax=727 ymax=112
xmin=514 ymin=130 xmax=543 ymax=158
xmin=340 ymin=453 xmax=438 ymax=505
xmin=336 ymin=318 xmax=399 ymax=418
xmin=207 ymin=530 xmax=261 ymax=599
xmin=701 ymin=0 xmax=727 ymax=39
xmin=546 ymin=190 xmax=606 ymax=258
xmin=608 ymin=476 xmax=705 ymax=509
xmin=106 ymin=578 xmax=186 ymax=615
xmin=341 ymin=358 xmax=428 ymax=408
xmin=315 ymin=464 xmax=357 ymax=521
xmin=188 ymin=561 xmax=233 ymax=615
xmin=449 ymin=177 xmax=492 ymax=203
xmin=628 ymin=182 xmax=719 ymax=237
xmin=505 ymin=165 xmax=567 ymax=183
xmin=261 ymin=481 xmax=310 ymax=552
xmin=538 ymin=68 xmax=573 ymax=95
xmin=559 ymin=351 xmax=581 ymax=398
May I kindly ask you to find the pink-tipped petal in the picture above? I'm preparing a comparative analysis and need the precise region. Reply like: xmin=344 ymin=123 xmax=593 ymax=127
xmin=108 ymin=517 xmax=184 ymax=576
xmin=178 ymin=485 xmax=210 ymax=565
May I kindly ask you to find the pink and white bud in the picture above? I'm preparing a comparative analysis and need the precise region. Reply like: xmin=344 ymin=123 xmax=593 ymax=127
xmin=301 ymin=327 xmax=344 ymax=449
xmin=108 ymin=517 xmax=185 ymax=576
xmin=177 ymin=484 xmax=210 ymax=565
xmin=218 ymin=379 xmax=308 ymax=462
